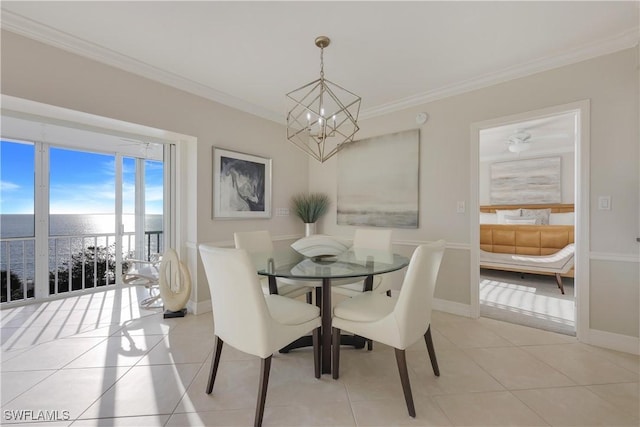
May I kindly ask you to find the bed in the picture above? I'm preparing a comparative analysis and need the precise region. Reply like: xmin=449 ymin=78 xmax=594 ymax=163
xmin=479 ymin=204 xmax=575 ymax=294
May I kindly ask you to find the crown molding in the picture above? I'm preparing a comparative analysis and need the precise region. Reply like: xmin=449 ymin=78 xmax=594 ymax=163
xmin=2 ymin=10 xmax=638 ymax=124
xmin=1 ymin=11 xmax=282 ymax=123
xmin=360 ymin=26 xmax=640 ymax=120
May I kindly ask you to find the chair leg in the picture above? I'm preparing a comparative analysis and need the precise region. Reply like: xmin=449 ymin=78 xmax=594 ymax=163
xmin=386 ymin=289 xmax=392 ymax=297
xmin=332 ymin=327 xmax=341 ymax=380
xmin=306 ymin=290 xmax=313 ymax=304
xmin=255 ymin=356 xmax=272 ymax=427
xmin=394 ymin=348 xmax=416 ymax=418
xmin=367 ymin=339 xmax=373 ymax=351
xmin=555 ymin=273 xmax=565 ymax=294
xmin=206 ymin=335 xmax=224 ymax=394
xmin=313 ymin=327 xmax=320 ymax=379
xmin=424 ymin=325 xmax=440 ymax=377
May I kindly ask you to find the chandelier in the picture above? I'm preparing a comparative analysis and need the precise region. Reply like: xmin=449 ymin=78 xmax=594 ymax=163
xmin=286 ymin=36 xmax=361 ymax=163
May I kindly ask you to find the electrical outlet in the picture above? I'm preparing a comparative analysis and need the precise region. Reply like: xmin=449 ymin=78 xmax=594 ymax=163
xmin=275 ymin=208 xmax=290 ymax=216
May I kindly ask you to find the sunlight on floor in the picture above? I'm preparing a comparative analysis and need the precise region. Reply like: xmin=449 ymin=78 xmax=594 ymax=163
xmin=480 ymin=274 xmax=575 ymax=333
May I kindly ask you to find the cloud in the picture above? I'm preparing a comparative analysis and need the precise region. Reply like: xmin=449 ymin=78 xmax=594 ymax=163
xmin=0 ymin=180 xmax=20 ymax=191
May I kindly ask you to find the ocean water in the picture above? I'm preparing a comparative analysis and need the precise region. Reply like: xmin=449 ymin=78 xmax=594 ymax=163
xmin=0 ymin=214 xmax=163 ymax=284
xmin=1 ymin=214 xmax=163 ymax=239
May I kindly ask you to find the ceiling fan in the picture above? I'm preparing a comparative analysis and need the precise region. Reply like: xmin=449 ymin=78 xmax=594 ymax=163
xmin=506 ymin=131 xmax=533 ymax=153
xmin=505 ymin=129 xmax=569 ymax=153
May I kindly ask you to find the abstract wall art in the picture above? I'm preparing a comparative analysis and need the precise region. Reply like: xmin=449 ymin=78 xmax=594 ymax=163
xmin=212 ymin=148 xmax=271 ymax=218
xmin=490 ymin=156 xmax=561 ymax=204
xmin=337 ymin=129 xmax=419 ymax=228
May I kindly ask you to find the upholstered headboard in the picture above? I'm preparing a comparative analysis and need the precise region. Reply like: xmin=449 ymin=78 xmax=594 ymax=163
xmin=480 ymin=224 xmax=574 ymax=256
xmin=480 ymin=203 xmax=574 ymax=214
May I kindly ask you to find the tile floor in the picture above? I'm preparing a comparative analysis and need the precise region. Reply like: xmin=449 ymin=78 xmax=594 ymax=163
xmin=1 ymin=287 xmax=638 ymax=426
xmin=480 ymin=269 xmax=575 ymax=336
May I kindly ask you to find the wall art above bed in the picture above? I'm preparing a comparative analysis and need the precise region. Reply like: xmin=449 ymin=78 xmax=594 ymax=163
xmin=490 ymin=156 xmax=561 ymax=205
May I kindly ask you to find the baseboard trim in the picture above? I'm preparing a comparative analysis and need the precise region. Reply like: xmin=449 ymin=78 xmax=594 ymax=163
xmin=586 ymin=328 xmax=640 ymax=355
xmin=433 ymin=298 xmax=473 ymax=318
xmin=187 ymin=298 xmax=212 ymax=316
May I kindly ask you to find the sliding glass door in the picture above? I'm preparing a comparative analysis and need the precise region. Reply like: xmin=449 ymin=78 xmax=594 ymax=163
xmin=0 ymin=135 xmax=167 ymax=304
xmin=0 ymin=140 xmax=36 ymax=303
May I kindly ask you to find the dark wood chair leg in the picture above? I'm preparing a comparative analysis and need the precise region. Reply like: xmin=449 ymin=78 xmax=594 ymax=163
xmin=367 ymin=339 xmax=373 ymax=351
xmin=332 ymin=327 xmax=341 ymax=379
xmin=313 ymin=327 xmax=320 ymax=379
xmin=206 ymin=335 xmax=224 ymax=394
xmin=386 ymin=290 xmax=392 ymax=297
xmin=394 ymin=348 xmax=416 ymax=418
xmin=555 ymin=273 xmax=565 ymax=294
xmin=424 ymin=325 xmax=440 ymax=377
xmin=306 ymin=290 xmax=313 ymax=304
xmin=255 ymin=356 xmax=272 ymax=427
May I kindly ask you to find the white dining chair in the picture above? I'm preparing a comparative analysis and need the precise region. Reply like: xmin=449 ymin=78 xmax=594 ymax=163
xmin=331 ymin=240 xmax=446 ymax=418
xmin=331 ymin=228 xmax=393 ymax=297
xmin=199 ymin=244 xmax=321 ymax=427
xmin=234 ymin=230 xmax=314 ymax=302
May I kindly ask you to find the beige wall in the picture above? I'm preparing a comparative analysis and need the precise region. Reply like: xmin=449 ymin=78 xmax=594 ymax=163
xmin=0 ymin=31 xmax=311 ymax=305
xmin=2 ymin=32 xmax=638 ymax=341
xmin=310 ymin=48 xmax=639 ymax=339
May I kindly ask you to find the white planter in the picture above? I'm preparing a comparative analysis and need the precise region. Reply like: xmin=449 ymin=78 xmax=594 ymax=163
xmin=304 ymin=223 xmax=316 ymax=237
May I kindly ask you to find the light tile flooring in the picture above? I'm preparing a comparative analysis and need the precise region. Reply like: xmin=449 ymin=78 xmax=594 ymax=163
xmin=480 ymin=269 xmax=575 ymax=336
xmin=1 ymin=287 xmax=638 ymax=426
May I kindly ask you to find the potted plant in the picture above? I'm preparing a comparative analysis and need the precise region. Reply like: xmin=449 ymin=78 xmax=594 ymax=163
xmin=291 ymin=192 xmax=330 ymax=236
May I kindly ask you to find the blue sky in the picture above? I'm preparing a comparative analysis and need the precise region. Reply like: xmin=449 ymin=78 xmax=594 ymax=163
xmin=1 ymin=140 xmax=163 ymax=215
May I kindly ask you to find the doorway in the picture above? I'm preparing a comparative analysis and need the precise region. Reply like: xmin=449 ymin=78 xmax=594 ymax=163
xmin=470 ymin=101 xmax=590 ymax=340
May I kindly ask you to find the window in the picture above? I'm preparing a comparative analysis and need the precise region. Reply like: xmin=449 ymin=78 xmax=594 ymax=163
xmin=1 ymin=115 xmax=170 ymax=304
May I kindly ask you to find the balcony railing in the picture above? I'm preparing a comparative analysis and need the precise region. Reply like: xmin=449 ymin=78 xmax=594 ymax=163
xmin=0 ymin=230 xmax=163 ymax=304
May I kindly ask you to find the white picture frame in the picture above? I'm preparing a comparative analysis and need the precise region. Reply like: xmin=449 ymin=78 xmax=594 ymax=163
xmin=212 ymin=148 xmax=272 ymax=219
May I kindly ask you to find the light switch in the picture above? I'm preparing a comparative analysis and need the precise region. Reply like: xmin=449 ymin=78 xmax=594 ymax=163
xmin=456 ymin=201 xmax=465 ymax=214
xmin=598 ymin=196 xmax=611 ymax=210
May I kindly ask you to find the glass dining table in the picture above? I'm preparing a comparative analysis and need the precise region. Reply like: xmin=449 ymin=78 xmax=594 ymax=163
xmin=251 ymin=247 xmax=410 ymax=374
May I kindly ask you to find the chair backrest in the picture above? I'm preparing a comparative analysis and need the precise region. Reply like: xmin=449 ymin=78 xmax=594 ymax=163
xmin=393 ymin=240 xmax=446 ymax=347
xmin=234 ymin=230 xmax=276 ymax=278
xmin=234 ymin=230 xmax=274 ymax=253
xmin=353 ymin=228 xmax=392 ymax=251
xmin=199 ymin=244 xmax=271 ymax=356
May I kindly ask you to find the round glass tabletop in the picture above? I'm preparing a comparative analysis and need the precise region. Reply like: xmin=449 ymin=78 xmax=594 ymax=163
xmin=252 ymin=247 xmax=409 ymax=280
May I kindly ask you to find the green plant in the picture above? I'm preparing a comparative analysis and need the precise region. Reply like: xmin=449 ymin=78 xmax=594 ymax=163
xmin=291 ymin=193 xmax=330 ymax=223
xmin=49 ymin=244 xmax=118 ymax=294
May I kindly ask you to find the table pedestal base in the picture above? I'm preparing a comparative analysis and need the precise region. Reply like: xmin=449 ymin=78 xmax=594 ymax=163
xmin=279 ymin=334 xmax=366 ymax=354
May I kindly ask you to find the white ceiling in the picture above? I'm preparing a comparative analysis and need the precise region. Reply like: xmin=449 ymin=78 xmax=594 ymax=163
xmin=2 ymin=1 xmax=638 ymax=126
xmin=1 ymin=0 xmax=640 ymax=160
xmin=479 ymin=111 xmax=577 ymax=162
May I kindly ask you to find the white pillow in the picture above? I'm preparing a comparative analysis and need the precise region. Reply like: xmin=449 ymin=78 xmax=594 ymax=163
xmin=521 ymin=208 xmax=551 ymax=225
xmin=496 ymin=209 xmax=521 ymax=224
xmin=291 ymin=234 xmax=350 ymax=257
xmin=549 ymin=212 xmax=574 ymax=225
xmin=479 ymin=213 xmax=499 ymax=224
xmin=505 ymin=217 xmax=538 ymax=225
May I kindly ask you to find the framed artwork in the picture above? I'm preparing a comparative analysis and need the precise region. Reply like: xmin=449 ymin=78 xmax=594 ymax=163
xmin=212 ymin=148 xmax=271 ymax=218
xmin=490 ymin=156 xmax=561 ymax=204
xmin=337 ymin=129 xmax=419 ymax=228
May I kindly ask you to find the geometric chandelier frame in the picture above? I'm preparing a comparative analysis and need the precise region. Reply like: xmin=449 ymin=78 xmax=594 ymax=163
xmin=286 ymin=36 xmax=361 ymax=163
